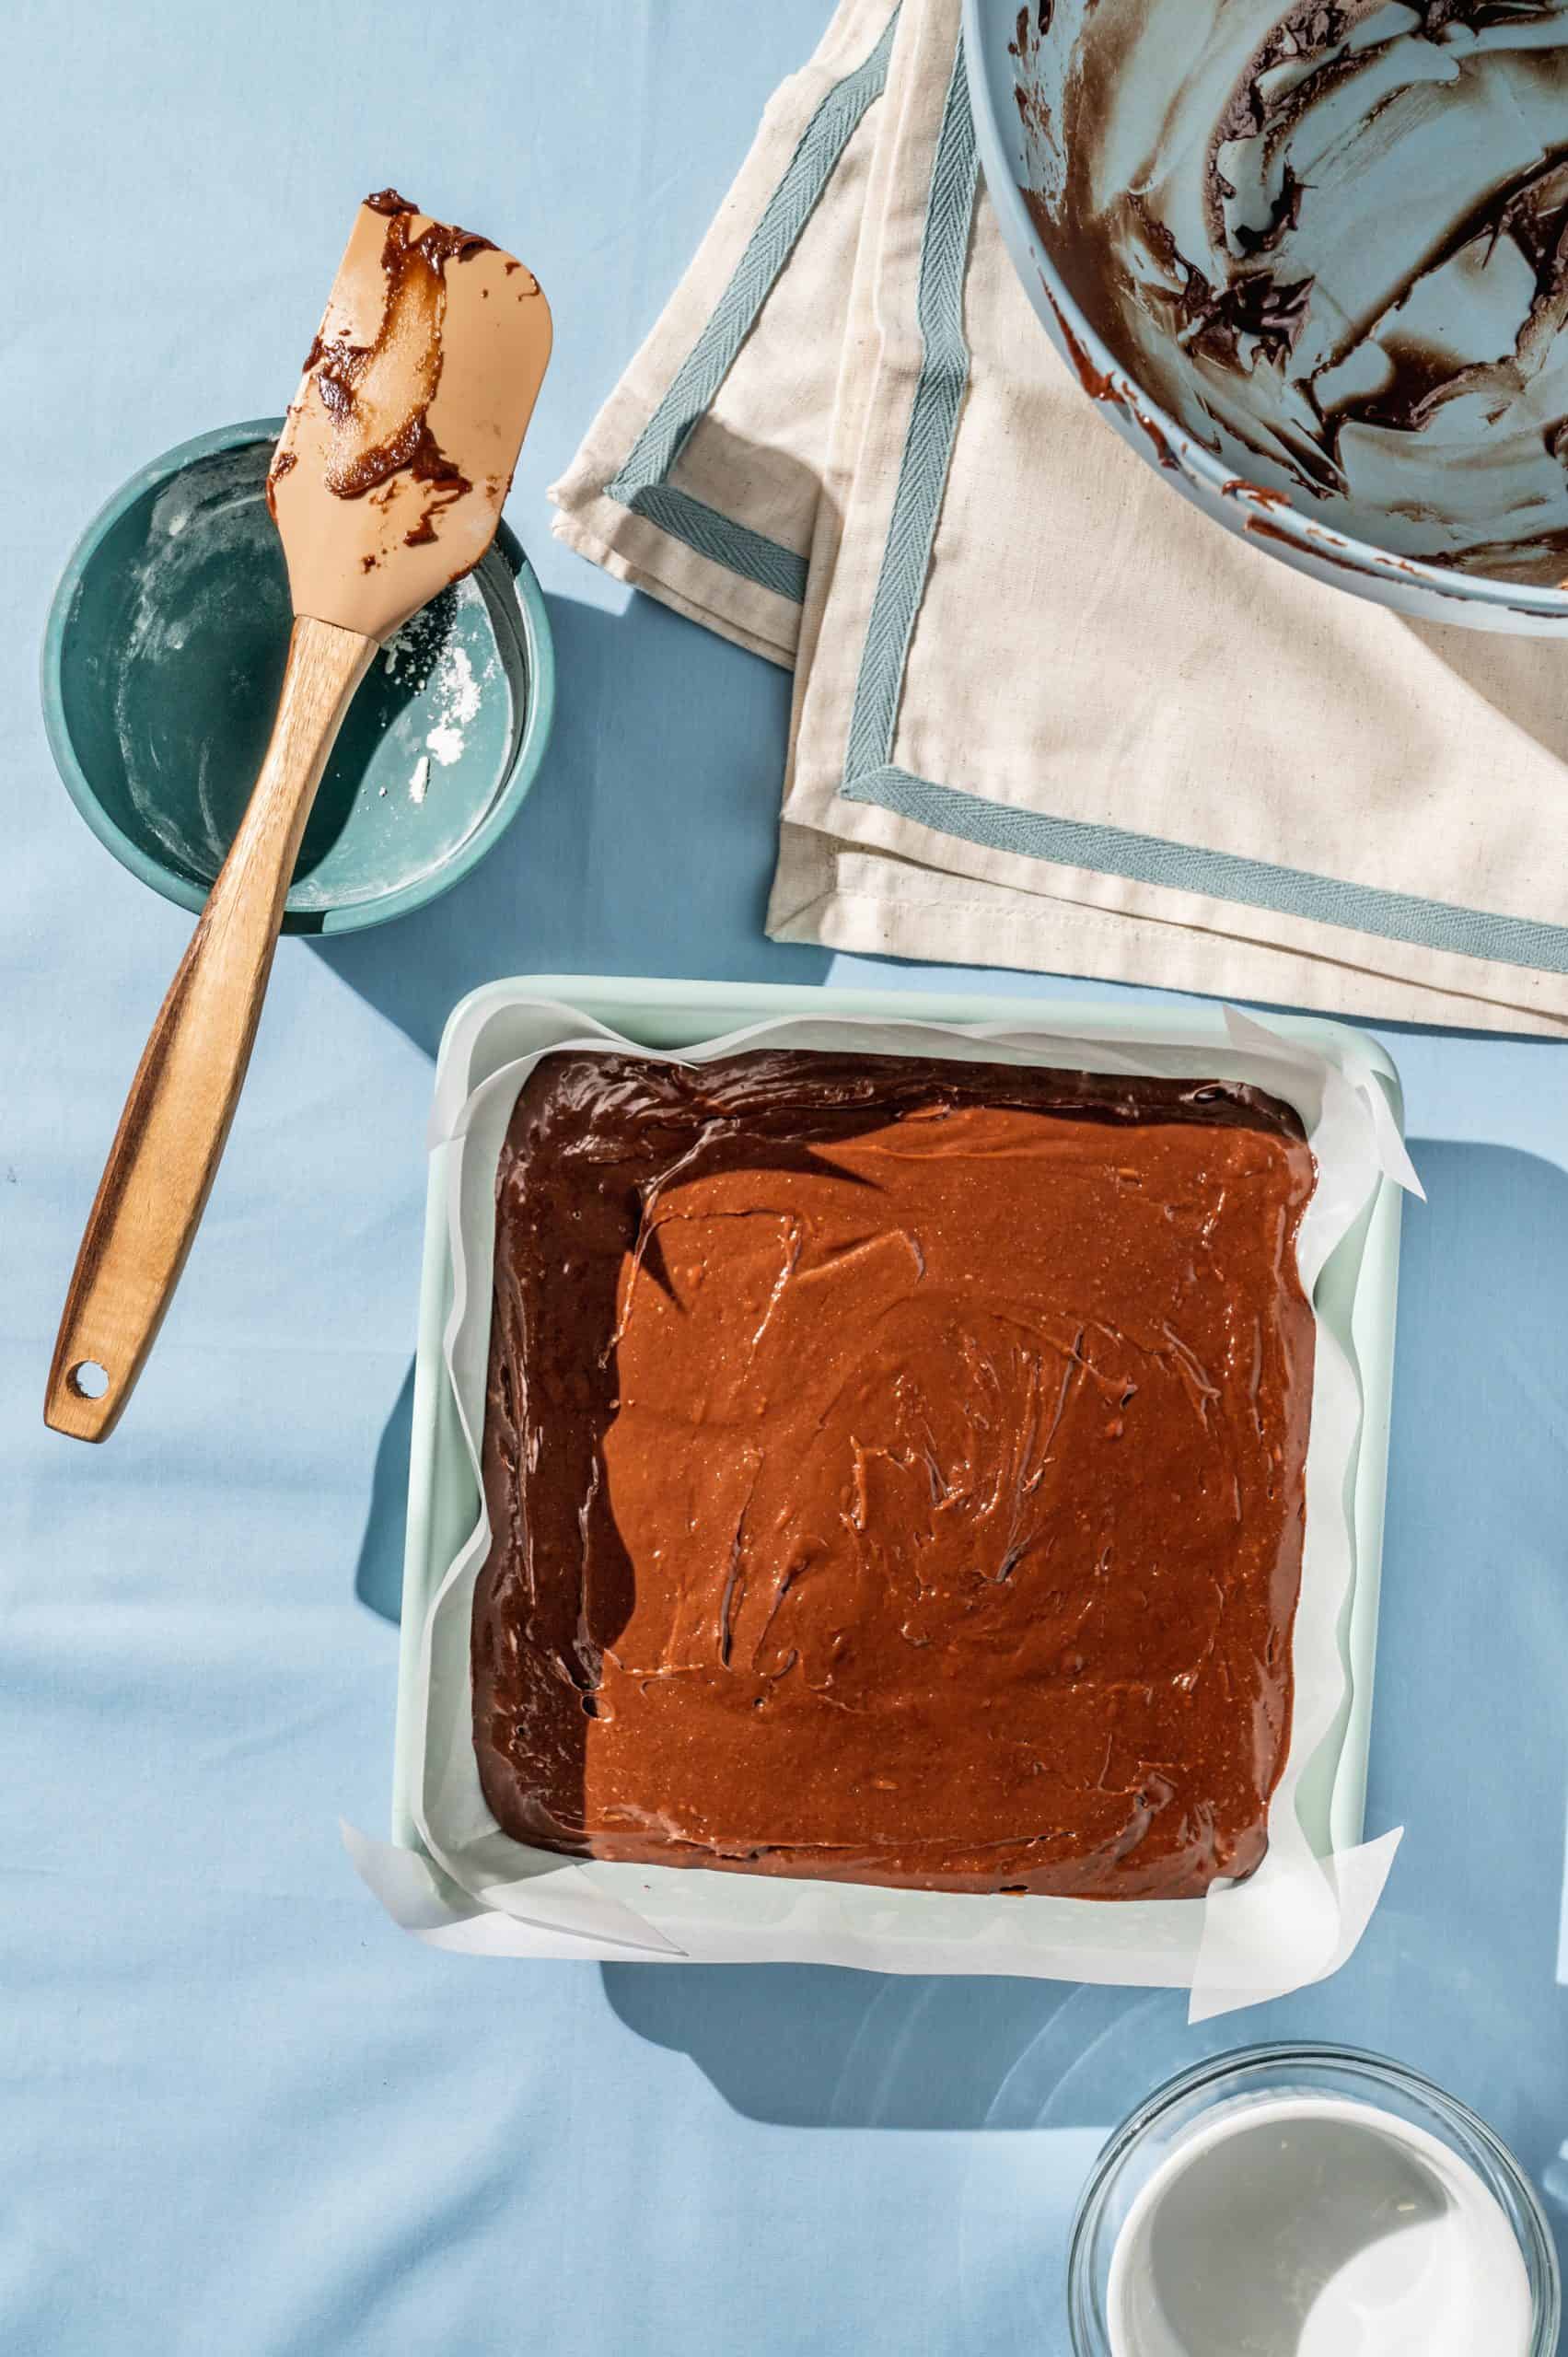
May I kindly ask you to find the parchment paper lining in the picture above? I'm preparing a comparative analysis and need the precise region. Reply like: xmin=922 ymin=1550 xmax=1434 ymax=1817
xmin=350 ymin=997 xmax=1413 ymax=2018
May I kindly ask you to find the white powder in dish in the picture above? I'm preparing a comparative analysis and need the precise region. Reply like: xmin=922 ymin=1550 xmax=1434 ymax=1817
xmin=424 ymin=643 xmax=482 ymax=766
xmin=379 ymin=586 xmax=496 ymax=785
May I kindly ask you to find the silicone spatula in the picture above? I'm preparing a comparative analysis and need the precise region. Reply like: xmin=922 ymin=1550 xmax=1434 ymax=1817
xmin=46 ymin=191 xmax=552 ymax=1440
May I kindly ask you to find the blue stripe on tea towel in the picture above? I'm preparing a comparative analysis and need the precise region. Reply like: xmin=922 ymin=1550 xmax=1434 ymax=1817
xmin=607 ymin=8 xmax=901 ymax=602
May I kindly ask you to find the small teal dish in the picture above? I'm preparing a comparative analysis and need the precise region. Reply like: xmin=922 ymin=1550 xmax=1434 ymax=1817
xmin=41 ymin=419 xmax=555 ymax=934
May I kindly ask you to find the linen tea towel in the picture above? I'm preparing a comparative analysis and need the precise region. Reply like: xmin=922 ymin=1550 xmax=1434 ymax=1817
xmin=552 ymin=0 xmax=1568 ymax=1036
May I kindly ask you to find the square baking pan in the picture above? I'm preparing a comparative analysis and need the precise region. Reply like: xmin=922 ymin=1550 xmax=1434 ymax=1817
xmin=389 ymin=976 xmax=1404 ymax=1882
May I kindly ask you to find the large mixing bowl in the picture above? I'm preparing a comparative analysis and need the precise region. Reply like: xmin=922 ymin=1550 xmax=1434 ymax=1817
xmin=965 ymin=0 xmax=1568 ymax=634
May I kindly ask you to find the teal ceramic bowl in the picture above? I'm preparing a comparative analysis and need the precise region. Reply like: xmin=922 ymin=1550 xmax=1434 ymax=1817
xmin=41 ymin=419 xmax=555 ymax=934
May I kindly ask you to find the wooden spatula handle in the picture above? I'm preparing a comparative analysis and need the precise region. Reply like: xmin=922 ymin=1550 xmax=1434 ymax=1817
xmin=45 ymin=615 xmax=377 ymax=1442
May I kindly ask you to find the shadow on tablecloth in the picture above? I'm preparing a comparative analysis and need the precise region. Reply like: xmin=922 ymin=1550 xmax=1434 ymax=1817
xmin=354 ymin=1359 xmax=415 ymax=1625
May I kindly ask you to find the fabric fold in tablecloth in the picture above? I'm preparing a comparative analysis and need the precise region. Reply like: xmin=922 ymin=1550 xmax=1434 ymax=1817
xmin=551 ymin=0 xmax=1568 ymax=1035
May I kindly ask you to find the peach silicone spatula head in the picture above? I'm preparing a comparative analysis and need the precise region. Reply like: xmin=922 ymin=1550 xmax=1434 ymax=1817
xmin=45 ymin=192 xmax=552 ymax=1442
xmin=267 ymin=189 xmax=552 ymax=638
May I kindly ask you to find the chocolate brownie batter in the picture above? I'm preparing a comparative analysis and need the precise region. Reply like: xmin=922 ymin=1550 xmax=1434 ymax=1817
xmin=473 ymin=1051 xmax=1317 ymax=1900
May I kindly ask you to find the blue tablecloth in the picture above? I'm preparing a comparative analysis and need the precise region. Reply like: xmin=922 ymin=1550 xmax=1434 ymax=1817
xmin=8 ymin=5 xmax=1568 ymax=2349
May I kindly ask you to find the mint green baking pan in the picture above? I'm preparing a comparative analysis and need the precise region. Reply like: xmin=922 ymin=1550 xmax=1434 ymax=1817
xmin=389 ymin=977 xmax=1405 ymax=1874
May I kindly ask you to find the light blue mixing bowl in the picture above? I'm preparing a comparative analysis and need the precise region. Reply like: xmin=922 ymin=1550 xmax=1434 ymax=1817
xmin=966 ymin=0 xmax=1568 ymax=634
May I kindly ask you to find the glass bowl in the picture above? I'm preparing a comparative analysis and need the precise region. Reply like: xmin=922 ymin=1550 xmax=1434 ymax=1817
xmin=1067 ymin=2042 xmax=1560 ymax=2357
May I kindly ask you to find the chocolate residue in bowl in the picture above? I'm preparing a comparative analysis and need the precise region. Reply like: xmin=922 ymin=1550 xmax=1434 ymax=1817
xmin=1016 ymin=0 xmax=1568 ymax=582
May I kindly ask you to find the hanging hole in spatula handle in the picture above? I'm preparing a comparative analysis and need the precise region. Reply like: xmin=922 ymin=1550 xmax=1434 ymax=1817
xmin=44 ymin=1356 xmax=113 ymax=1441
